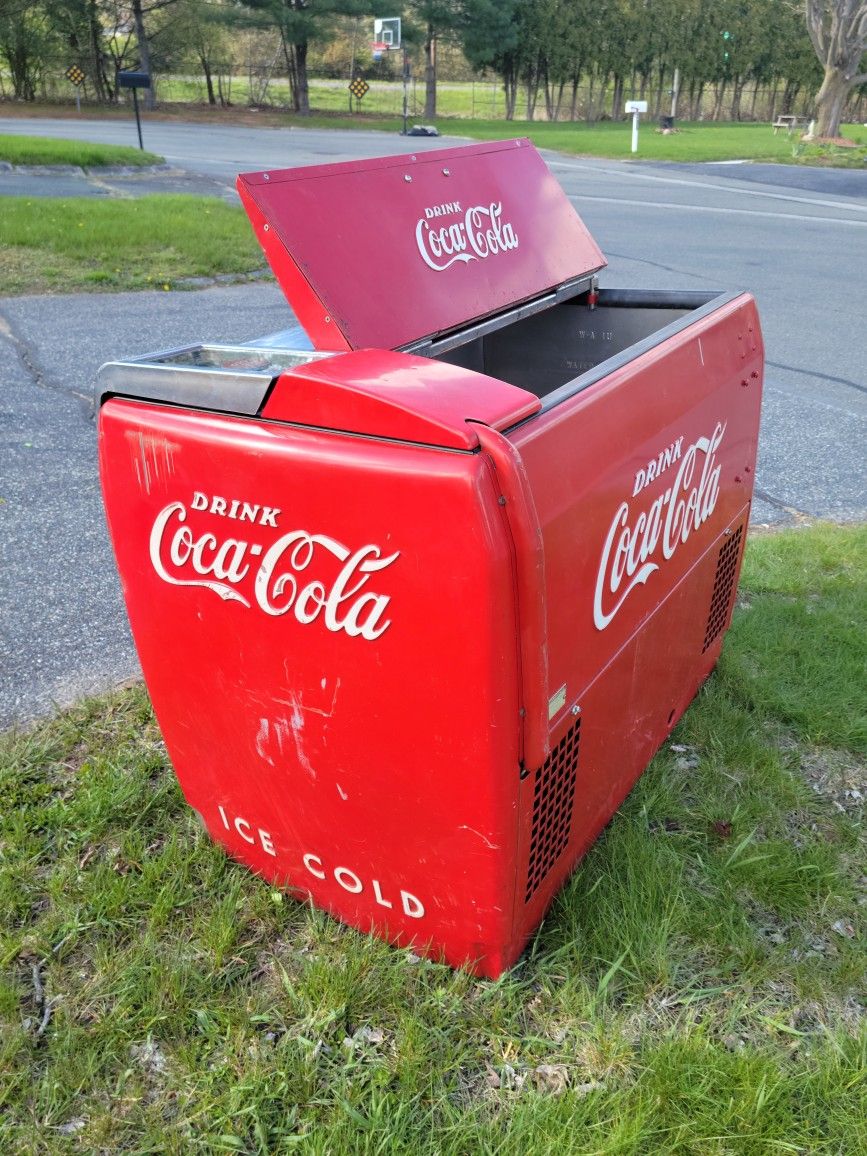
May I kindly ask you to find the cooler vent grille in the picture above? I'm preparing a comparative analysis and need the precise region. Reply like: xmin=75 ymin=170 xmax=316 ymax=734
xmin=525 ymin=719 xmax=580 ymax=902
xmin=703 ymin=526 xmax=743 ymax=652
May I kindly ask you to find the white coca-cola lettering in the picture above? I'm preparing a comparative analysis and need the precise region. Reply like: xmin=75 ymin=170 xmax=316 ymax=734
xmin=150 ymin=502 xmax=251 ymax=604
xmin=593 ymin=422 xmax=726 ymax=630
xmin=191 ymin=489 xmax=280 ymax=526
xmin=415 ymin=201 xmax=519 ymax=272
xmin=424 ymin=201 xmax=461 ymax=218
xmin=632 ymin=437 xmax=683 ymax=496
xmin=254 ymin=532 xmax=396 ymax=640
xmin=149 ymin=500 xmax=399 ymax=640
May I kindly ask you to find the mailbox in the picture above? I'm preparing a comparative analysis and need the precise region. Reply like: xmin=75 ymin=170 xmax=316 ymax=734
xmin=117 ymin=71 xmax=151 ymax=89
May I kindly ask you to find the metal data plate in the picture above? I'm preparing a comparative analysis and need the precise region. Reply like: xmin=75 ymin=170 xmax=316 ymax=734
xmin=97 ymin=344 xmax=337 ymax=416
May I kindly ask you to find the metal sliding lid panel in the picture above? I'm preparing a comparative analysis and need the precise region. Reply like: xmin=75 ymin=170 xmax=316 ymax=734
xmin=237 ymin=138 xmax=607 ymax=353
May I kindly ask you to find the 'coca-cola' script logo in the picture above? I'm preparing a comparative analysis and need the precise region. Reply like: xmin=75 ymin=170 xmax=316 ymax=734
xmin=593 ymin=421 xmax=726 ymax=630
xmin=149 ymin=500 xmax=399 ymax=641
xmin=415 ymin=201 xmax=519 ymax=272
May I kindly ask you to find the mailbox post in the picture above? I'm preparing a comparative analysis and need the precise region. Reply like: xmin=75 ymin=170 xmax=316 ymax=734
xmin=625 ymin=99 xmax=648 ymax=153
xmin=118 ymin=70 xmax=151 ymax=150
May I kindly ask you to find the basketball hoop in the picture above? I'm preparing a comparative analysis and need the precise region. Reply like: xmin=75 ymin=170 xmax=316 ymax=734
xmin=371 ymin=41 xmax=388 ymax=60
xmin=373 ymin=17 xmax=401 ymax=50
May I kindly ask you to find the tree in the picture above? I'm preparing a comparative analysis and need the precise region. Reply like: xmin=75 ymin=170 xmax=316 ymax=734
xmin=805 ymin=0 xmax=867 ymax=137
xmin=462 ymin=0 xmax=522 ymax=119
xmin=0 ymin=1 xmax=57 ymax=100
xmin=240 ymin=0 xmax=374 ymax=114
xmin=169 ymin=0 xmax=237 ymax=104
xmin=101 ymin=0 xmax=186 ymax=109
xmin=404 ymin=2 xmax=465 ymax=119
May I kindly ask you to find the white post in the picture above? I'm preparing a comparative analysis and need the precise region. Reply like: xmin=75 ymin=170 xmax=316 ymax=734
xmin=671 ymin=67 xmax=680 ymax=118
xmin=625 ymin=100 xmax=648 ymax=154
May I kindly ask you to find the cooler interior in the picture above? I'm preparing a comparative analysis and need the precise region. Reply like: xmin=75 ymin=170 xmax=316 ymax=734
xmin=430 ymin=288 xmax=724 ymax=401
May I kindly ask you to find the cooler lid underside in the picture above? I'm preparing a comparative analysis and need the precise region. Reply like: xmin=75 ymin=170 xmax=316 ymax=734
xmin=237 ymin=138 xmax=607 ymax=353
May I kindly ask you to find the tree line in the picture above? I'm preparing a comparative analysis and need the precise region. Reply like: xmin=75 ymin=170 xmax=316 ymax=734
xmin=0 ymin=1 xmax=864 ymax=137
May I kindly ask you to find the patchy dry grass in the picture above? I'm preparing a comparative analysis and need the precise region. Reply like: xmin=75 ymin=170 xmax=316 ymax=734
xmin=1 ymin=524 xmax=865 ymax=1153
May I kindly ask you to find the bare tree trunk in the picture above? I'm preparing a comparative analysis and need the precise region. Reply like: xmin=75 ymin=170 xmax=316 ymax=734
xmin=424 ymin=26 xmax=436 ymax=119
xmin=730 ymin=75 xmax=745 ymax=120
xmin=805 ymin=0 xmax=867 ymax=140
xmin=554 ymin=79 xmax=566 ymax=120
xmin=772 ymin=82 xmax=786 ymax=123
xmin=713 ymin=79 xmax=727 ymax=120
xmin=280 ymin=32 xmax=310 ymax=114
xmin=781 ymin=79 xmax=799 ymax=115
xmin=503 ymin=62 xmax=517 ymax=120
xmin=280 ymin=32 xmax=295 ymax=109
xmin=295 ymin=41 xmax=309 ymax=114
xmin=5 ymin=37 xmax=38 ymax=100
xmin=543 ymin=63 xmax=554 ymax=120
xmin=130 ymin=0 xmax=155 ymax=110
xmin=812 ymin=63 xmax=852 ymax=137
xmin=654 ymin=64 xmax=666 ymax=117
xmin=542 ymin=66 xmax=552 ymax=120
xmin=598 ymin=73 xmax=609 ymax=119
xmin=612 ymin=74 xmax=623 ymax=120
xmin=525 ymin=56 xmax=540 ymax=120
xmin=200 ymin=55 xmax=215 ymax=105
xmin=86 ymin=2 xmax=110 ymax=101
xmin=569 ymin=70 xmax=581 ymax=120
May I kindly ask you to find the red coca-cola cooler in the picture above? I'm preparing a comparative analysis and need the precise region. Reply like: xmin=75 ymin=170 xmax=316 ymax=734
xmin=97 ymin=139 xmax=763 ymax=977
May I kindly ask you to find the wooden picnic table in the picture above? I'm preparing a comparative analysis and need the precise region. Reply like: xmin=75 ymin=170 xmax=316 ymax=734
xmin=772 ymin=115 xmax=810 ymax=134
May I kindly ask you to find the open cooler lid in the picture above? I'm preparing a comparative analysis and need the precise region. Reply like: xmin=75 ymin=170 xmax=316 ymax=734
xmin=237 ymin=138 xmax=606 ymax=353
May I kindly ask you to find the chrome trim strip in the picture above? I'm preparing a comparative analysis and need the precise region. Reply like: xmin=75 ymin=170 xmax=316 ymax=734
xmin=96 ymin=344 xmax=335 ymax=415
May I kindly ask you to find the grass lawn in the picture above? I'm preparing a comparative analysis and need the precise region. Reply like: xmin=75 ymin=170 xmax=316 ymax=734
xmin=451 ymin=118 xmax=867 ymax=165
xmin=296 ymin=114 xmax=867 ymax=165
xmin=3 ymin=103 xmax=866 ymax=166
xmin=0 ymin=196 xmax=264 ymax=295
xmin=1 ymin=523 xmax=865 ymax=1153
xmin=0 ymin=134 xmax=163 ymax=168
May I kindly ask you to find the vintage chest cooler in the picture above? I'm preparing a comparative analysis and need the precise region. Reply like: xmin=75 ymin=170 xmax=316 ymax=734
xmin=97 ymin=139 xmax=763 ymax=977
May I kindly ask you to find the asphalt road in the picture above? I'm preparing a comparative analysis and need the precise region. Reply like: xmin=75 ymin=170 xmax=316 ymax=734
xmin=0 ymin=118 xmax=865 ymax=729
